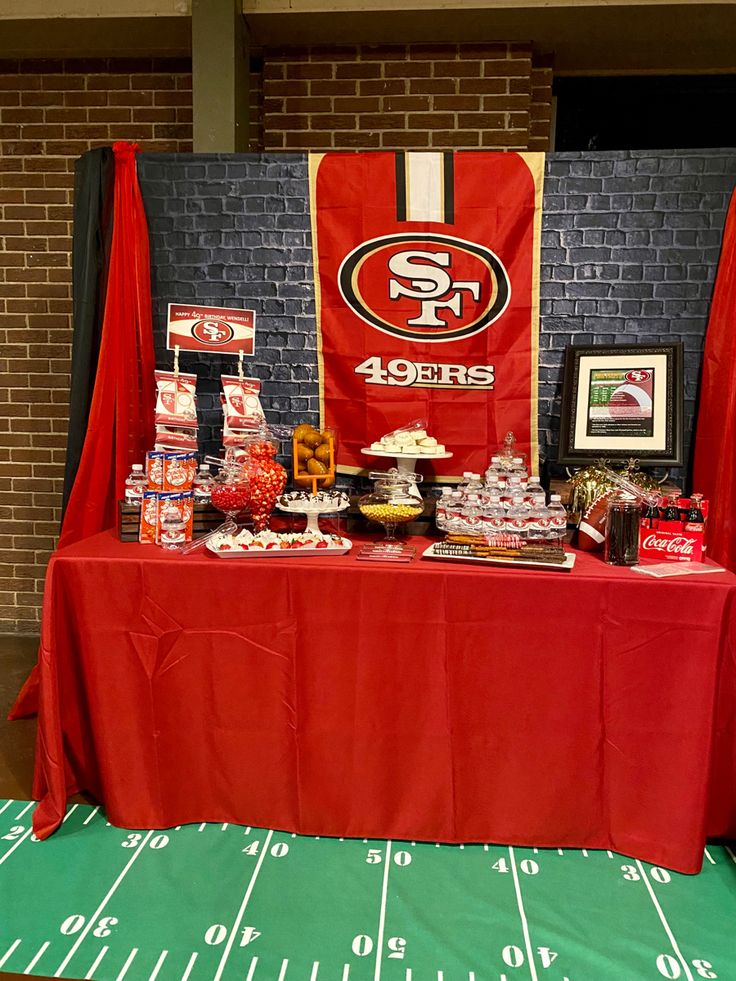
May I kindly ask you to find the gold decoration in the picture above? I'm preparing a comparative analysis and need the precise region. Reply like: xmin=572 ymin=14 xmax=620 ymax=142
xmin=568 ymin=459 xmax=658 ymax=517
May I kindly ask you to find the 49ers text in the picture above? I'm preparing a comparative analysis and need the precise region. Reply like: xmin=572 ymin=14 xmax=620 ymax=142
xmin=354 ymin=356 xmax=495 ymax=389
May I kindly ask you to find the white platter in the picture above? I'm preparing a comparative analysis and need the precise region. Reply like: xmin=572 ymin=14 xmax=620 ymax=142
xmin=422 ymin=542 xmax=576 ymax=572
xmin=206 ymin=538 xmax=352 ymax=559
xmin=361 ymin=448 xmax=453 ymax=460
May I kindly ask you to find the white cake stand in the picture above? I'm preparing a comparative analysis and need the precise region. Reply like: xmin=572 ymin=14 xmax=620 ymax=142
xmin=360 ymin=447 xmax=453 ymax=476
xmin=276 ymin=492 xmax=350 ymax=535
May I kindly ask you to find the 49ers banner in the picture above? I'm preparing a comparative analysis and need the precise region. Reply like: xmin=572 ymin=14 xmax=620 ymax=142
xmin=309 ymin=151 xmax=544 ymax=479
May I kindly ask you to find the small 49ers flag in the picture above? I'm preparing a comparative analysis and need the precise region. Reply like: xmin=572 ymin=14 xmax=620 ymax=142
xmin=309 ymin=151 xmax=544 ymax=479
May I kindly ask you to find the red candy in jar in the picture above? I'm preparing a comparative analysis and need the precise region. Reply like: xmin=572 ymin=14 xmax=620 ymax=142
xmin=211 ymin=475 xmax=250 ymax=517
xmin=243 ymin=439 xmax=287 ymax=532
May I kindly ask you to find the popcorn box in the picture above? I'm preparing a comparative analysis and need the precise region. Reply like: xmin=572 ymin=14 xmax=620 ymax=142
xmin=146 ymin=450 xmax=164 ymax=490
xmin=162 ymin=452 xmax=196 ymax=492
xmin=139 ymin=491 xmax=159 ymax=544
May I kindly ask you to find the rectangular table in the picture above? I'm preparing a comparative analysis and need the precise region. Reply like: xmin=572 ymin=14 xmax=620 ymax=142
xmin=31 ymin=531 xmax=736 ymax=873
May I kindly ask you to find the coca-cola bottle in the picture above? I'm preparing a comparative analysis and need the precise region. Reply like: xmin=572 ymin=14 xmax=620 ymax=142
xmin=684 ymin=494 xmax=705 ymax=535
xmin=661 ymin=494 xmax=682 ymax=532
xmin=642 ymin=496 xmax=660 ymax=530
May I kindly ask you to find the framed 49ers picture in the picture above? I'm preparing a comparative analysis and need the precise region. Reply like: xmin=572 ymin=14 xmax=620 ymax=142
xmin=558 ymin=343 xmax=684 ymax=467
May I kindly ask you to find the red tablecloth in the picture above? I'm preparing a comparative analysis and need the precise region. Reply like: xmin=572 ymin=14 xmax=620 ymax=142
xmin=32 ymin=531 xmax=736 ymax=873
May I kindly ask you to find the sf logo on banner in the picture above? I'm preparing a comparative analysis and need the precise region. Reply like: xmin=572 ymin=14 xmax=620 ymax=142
xmin=338 ymin=232 xmax=510 ymax=343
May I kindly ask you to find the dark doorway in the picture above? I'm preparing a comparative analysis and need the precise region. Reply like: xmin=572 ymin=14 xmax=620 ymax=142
xmin=554 ymin=74 xmax=736 ymax=151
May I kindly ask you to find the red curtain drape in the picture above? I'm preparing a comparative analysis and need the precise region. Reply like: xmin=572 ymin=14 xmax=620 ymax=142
xmin=693 ymin=187 xmax=736 ymax=572
xmin=58 ymin=141 xmax=155 ymax=547
xmin=9 ymin=142 xmax=155 ymax=720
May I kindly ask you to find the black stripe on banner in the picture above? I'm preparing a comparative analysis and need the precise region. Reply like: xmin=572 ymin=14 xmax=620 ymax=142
xmin=443 ymin=151 xmax=455 ymax=224
xmin=395 ymin=152 xmax=407 ymax=222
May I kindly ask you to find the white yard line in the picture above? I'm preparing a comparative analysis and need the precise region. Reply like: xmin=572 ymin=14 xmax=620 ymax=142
xmin=341 ymin=965 xmax=350 ymax=981
xmin=24 ymin=941 xmax=50 ymax=974
xmin=725 ymin=846 xmax=736 ymax=866
xmin=115 ymin=947 xmax=139 ymax=981
xmin=181 ymin=952 xmax=198 ymax=981
xmin=508 ymin=846 xmax=539 ymax=981
xmin=277 ymin=958 xmax=289 ymax=981
xmin=213 ymin=830 xmax=274 ymax=981
xmin=62 ymin=804 xmax=79 ymax=824
xmin=245 ymin=956 xmax=259 ymax=981
xmin=0 ymin=824 xmax=36 ymax=865
xmin=148 ymin=950 xmax=168 ymax=981
xmin=405 ymin=970 xmax=412 ymax=981
xmin=54 ymin=832 xmax=154 ymax=977
xmin=635 ymin=860 xmax=694 ymax=981
xmin=0 ymin=940 xmax=21 ymax=970
xmin=83 ymin=806 xmax=101 ymax=826
xmin=468 ymin=973 xmax=476 ymax=981
xmin=85 ymin=945 xmax=109 ymax=978
xmin=15 ymin=801 xmax=34 ymax=819
xmin=704 ymin=848 xmax=716 ymax=865
xmin=221 ymin=823 xmax=229 ymax=831
xmin=606 ymin=851 xmax=614 ymax=859
xmin=0 ymin=799 xmax=15 ymax=818
xmin=198 ymin=823 xmax=207 ymax=832
xmin=310 ymin=962 xmax=319 ymax=981
xmin=373 ymin=841 xmax=393 ymax=981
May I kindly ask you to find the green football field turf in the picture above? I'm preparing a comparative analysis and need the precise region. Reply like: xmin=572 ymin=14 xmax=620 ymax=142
xmin=0 ymin=800 xmax=735 ymax=981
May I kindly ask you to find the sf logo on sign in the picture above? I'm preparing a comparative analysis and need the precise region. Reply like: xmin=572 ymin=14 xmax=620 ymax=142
xmin=339 ymin=233 xmax=510 ymax=343
xmin=191 ymin=319 xmax=235 ymax=346
xmin=387 ymin=251 xmax=481 ymax=327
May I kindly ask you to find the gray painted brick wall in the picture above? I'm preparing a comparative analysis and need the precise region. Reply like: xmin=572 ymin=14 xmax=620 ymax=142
xmin=139 ymin=148 xmax=736 ymax=485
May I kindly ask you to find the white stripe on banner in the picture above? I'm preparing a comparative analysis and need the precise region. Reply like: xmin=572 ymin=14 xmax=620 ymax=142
xmin=406 ymin=152 xmax=445 ymax=223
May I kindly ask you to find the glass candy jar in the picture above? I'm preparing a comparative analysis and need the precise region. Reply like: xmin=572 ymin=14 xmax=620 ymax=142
xmin=604 ymin=493 xmax=641 ymax=566
xmin=359 ymin=470 xmax=424 ymax=540
xmin=240 ymin=438 xmax=288 ymax=532
xmin=210 ymin=458 xmax=251 ymax=533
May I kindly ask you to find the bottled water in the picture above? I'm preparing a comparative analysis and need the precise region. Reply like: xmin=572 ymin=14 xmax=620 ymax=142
xmin=465 ymin=473 xmax=484 ymax=498
xmin=528 ymin=498 xmax=552 ymax=540
xmin=435 ymin=487 xmax=452 ymax=531
xmin=124 ymin=464 xmax=146 ymax=503
xmin=445 ymin=490 xmax=465 ymax=534
xmin=525 ymin=475 xmax=546 ymax=507
xmin=547 ymin=494 xmax=568 ymax=543
xmin=456 ymin=472 xmax=474 ymax=502
xmin=505 ymin=493 xmax=530 ymax=539
xmin=159 ymin=501 xmax=186 ymax=548
xmin=193 ymin=463 xmax=214 ymax=503
xmin=478 ymin=493 xmax=505 ymax=538
xmin=461 ymin=494 xmax=484 ymax=535
xmin=484 ymin=456 xmax=502 ymax=484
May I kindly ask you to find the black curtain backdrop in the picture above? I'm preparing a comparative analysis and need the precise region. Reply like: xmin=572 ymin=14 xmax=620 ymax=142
xmin=61 ymin=147 xmax=115 ymax=520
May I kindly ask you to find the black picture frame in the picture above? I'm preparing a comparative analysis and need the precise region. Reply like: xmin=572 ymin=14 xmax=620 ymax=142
xmin=558 ymin=343 xmax=684 ymax=467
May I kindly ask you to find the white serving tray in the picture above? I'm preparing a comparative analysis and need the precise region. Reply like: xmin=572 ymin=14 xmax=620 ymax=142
xmin=361 ymin=448 xmax=453 ymax=460
xmin=206 ymin=538 xmax=352 ymax=559
xmin=422 ymin=542 xmax=576 ymax=572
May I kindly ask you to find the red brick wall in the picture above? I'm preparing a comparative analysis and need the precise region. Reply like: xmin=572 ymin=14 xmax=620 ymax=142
xmin=261 ymin=43 xmax=548 ymax=151
xmin=0 ymin=58 xmax=193 ymax=632
xmin=0 ymin=47 xmax=552 ymax=632
xmin=529 ymin=64 xmax=554 ymax=151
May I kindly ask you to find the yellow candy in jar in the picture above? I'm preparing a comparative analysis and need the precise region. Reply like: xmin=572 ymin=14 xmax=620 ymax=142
xmin=359 ymin=502 xmax=423 ymax=524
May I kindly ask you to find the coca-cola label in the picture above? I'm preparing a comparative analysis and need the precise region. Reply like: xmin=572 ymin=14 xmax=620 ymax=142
xmin=639 ymin=528 xmax=703 ymax=562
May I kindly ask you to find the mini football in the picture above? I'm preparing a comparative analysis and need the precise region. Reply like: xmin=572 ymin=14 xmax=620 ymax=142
xmin=577 ymin=490 xmax=614 ymax=551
